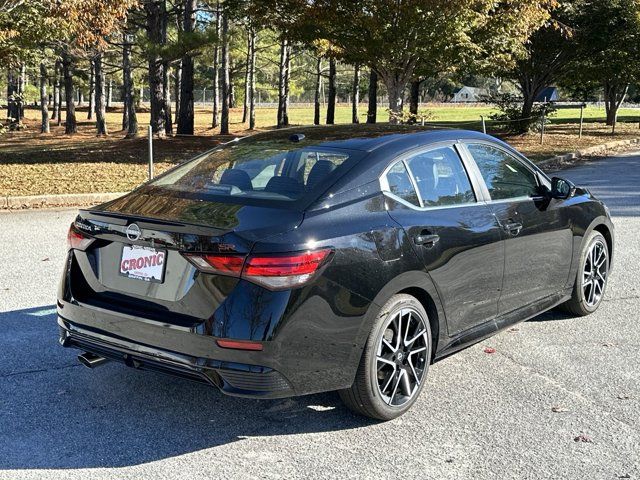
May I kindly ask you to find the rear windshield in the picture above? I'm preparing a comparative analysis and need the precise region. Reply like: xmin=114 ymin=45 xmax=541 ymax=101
xmin=150 ymin=139 xmax=359 ymax=203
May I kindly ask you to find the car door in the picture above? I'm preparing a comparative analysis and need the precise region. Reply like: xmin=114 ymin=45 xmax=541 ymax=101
xmin=382 ymin=143 xmax=504 ymax=335
xmin=462 ymin=142 xmax=573 ymax=315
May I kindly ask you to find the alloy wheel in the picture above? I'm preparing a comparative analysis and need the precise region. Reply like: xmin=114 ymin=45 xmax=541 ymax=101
xmin=376 ymin=308 xmax=429 ymax=407
xmin=583 ymin=239 xmax=608 ymax=308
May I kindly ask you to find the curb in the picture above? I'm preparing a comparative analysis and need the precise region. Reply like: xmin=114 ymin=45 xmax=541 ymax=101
xmin=1 ymin=192 xmax=127 ymax=210
xmin=538 ymin=137 xmax=640 ymax=170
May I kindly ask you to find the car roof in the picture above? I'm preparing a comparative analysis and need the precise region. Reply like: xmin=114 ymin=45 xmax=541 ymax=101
xmin=236 ymin=124 xmax=492 ymax=152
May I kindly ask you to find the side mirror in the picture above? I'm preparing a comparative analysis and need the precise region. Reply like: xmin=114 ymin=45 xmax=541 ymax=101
xmin=551 ymin=176 xmax=576 ymax=200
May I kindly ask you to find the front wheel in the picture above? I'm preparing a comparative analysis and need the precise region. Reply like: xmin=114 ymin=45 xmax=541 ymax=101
xmin=339 ymin=294 xmax=432 ymax=420
xmin=561 ymin=231 xmax=609 ymax=316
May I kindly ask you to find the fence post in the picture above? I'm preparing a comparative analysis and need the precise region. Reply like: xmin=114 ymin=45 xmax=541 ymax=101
xmin=579 ymin=104 xmax=584 ymax=139
xmin=481 ymin=115 xmax=486 ymax=134
xmin=202 ymin=88 xmax=206 ymax=106
xmin=148 ymin=125 xmax=154 ymax=180
xmin=540 ymin=106 xmax=546 ymax=145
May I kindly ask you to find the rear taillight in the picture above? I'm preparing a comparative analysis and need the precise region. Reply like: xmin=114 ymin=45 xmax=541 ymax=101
xmin=67 ymin=223 xmax=95 ymax=251
xmin=182 ymin=253 xmax=245 ymax=276
xmin=183 ymin=248 xmax=332 ymax=290
xmin=243 ymin=250 xmax=332 ymax=289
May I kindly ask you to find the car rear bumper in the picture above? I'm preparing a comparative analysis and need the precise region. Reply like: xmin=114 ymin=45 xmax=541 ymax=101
xmin=58 ymin=313 xmax=295 ymax=399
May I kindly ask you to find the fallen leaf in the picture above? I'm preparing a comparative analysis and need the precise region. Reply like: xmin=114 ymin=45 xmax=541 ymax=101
xmin=41 ymin=257 xmax=50 ymax=262
xmin=602 ymin=342 xmax=616 ymax=347
xmin=445 ymin=458 xmax=454 ymax=464
xmin=617 ymin=394 xmax=631 ymax=400
xmin=574 ymin=434 xmax=593 ymax=443
xmin=551 ymin=406 xmax=569 ymax=413
xmin=483 ymin=347 xmax=496 ymax=354
xmin=508 ymin=327 xmax=520 ymax=333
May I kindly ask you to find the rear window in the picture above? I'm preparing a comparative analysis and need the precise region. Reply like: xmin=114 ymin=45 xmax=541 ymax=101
xmin=150 ymin=140 xmax=354 ymax=203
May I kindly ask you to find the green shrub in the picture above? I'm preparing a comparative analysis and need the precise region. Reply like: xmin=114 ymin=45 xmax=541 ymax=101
xmin=487 ymin=93 xmax=556 ymax=133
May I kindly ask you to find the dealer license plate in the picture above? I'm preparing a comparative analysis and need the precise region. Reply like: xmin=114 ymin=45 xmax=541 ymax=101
xmin=119 ymin=245 xmax=166 ymax=283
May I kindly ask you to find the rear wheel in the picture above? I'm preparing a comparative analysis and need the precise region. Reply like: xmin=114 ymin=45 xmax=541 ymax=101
xmin=561 ymin=231 xmax=609 ymax=316
xmin=339 ymin=294 xmax=432 ymax=420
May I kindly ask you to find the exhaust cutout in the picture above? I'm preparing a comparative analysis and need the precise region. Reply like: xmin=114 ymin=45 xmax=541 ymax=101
xmin=78 ymin=352 xmax=109 ymax=369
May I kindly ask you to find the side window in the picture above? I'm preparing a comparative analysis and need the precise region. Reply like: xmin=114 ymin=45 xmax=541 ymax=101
xmin=405 ymin=146 xmax=476 ymax=207
xmin=385 ymin=162 xmax=420 ymax=206
xmin=466 ymin=144 xmax=539 ymax=200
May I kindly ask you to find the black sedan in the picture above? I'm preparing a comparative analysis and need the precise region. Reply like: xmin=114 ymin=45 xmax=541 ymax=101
xmin=58 ymin=125 xmax=614 ymax=420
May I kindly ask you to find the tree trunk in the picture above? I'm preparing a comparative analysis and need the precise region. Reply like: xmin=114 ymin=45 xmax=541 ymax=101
xmin=88 ymin=59 xmax=94 ymax=120
xmin=604 ymin=81 xmax=627 ymax=126
xmin=517 ymin=75 xmax=544 ymax=134
xmin=174 ymin=62 xmax=181 ymax=124
xmin=326 ymin=57 xmax=336 ymax=125
xmin=55 ymin=62 xmax=62 ymax=126
xmin=123 ymin=32 xmax=138 ymax=138
xmin=248 ymin=28 xmax=257 ymax=130
xmin=18 ymin=63 xmax=25 ymax=119
xmin=352 ymin=64 xmax=360 ymax=124
xmin=107 ymin=77 xmax=113 ymax=108
xmin=367 ymin=69 xmax=377 ymax=124
xmin=242 ymin=29 xmax=251 ymax=123
xmin=220 ymin=11 xmax=230 ymax=135
xmin=164 ymin=65 xmax=172 ymax=134
xmin=277 ymin=37 xmax=290 ymax=128
xmin=383 ymin=76 xmax=404 ymax=124
xmin=145 ymin=0 xmax=167 ymax=136
xmin=229 ymin=65 xmax=236 ymax=108
xmin=62 ymin=51 xmax=77 ymax=134
xmin=409 ymin=79 xmax=420 ymax=122
xmin=94 ymin=52 xmax=108 ymax=136
xmin=40 ymin=61 xmax=50 ymax=133
xmin=52 ymin=60 xmax=60 ymax=122
xmin=6 ymin=70 xmax=20 ymax=129
xmin=177 ymin=0 xmax=196 ymax=135
xmin=211 ymin=1 xmax=220 ymax=128
xmin=162 ymin=3 xmax=172 ymax=135
xmin=314 ymin=57 xmax=321 ymax=125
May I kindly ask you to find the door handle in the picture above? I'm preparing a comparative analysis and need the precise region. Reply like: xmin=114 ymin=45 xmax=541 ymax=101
xmin=503 ymin=221 xmax=523 ymax=236
xmin=414 ymin=233 xmax=440 ymax=247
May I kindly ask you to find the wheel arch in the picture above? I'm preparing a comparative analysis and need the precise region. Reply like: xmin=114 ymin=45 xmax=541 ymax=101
xmin=593 ymin=222 xmax=614 ymax=266
xmin=363 ymin=270 xmax=447 ymax=360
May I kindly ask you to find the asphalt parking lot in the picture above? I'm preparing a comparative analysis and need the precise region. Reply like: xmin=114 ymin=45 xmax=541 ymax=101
xmin=1 ymin=152 xmax=639 ymax=480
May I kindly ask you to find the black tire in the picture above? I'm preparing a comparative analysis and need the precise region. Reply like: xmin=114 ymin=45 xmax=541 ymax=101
xmin=339 ymin=294 xmax=432 ymax=420
xmin=561 ymin=231 xmax=609 ymax=316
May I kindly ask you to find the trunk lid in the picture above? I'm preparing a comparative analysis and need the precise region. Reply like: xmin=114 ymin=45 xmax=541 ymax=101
xmin=68 ymin=188 xmax=303 ymax=327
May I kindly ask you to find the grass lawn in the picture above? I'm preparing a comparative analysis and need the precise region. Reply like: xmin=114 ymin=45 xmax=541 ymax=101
xmin=2 ymin=104 xmax=640 ymax=197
